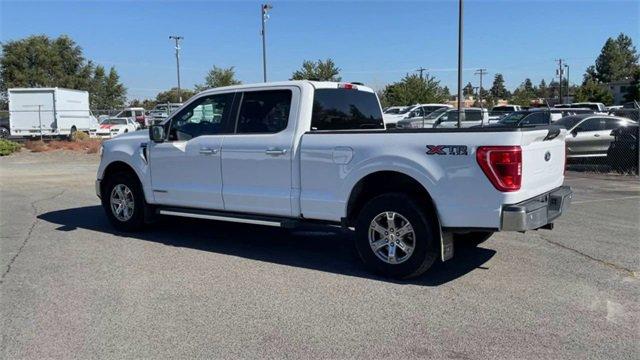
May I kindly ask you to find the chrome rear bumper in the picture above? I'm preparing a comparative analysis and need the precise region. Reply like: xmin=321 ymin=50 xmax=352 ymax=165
xmin=501 ymin=186 xmax=573 ymax=231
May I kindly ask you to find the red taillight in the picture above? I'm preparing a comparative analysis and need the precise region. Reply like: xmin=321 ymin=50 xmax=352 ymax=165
xmin=338 ymin=83 xmax=357 ymax=90
xmin=476 ymin=146 xmax=522 ymax=192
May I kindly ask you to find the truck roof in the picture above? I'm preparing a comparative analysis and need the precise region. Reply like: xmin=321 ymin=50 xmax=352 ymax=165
xmin=8 ymin=87 xmax=89 ymax=93
xmin=197 ymin=80 xmax=375 ymax=95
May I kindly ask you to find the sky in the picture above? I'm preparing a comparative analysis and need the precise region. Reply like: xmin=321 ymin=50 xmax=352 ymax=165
xmin=1 ymin=0 xmax=639 ymax=101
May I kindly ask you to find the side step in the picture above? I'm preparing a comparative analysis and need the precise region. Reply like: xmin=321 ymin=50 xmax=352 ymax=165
xmin=156 ymin=206 xmax=339 ymax=229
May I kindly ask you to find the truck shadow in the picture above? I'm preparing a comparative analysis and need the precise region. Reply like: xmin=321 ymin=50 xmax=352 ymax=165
xmin=38 ymin=206 xmax=496 ymax=286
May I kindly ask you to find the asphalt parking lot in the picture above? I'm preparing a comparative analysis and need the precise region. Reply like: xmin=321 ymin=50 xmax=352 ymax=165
xmin=1 ymin=150 xmax=638 ymax=359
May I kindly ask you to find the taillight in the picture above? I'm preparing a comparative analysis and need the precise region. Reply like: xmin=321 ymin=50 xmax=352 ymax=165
xmin=476 ymin=146 xmax=522 ymax=192
xmin=338 ymin=83 xmax=358 ymax=90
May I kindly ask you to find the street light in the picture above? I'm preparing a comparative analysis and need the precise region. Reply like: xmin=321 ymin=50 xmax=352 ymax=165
xmin=564 ymin=64 xmax=570 ymax=100
xmin=169 ymin=35 xmax=184 ymax=102
xmin=261 ymin=4 xmax=273 ymax=83
xmin=456 ymin=0 xmax=464 ymax=128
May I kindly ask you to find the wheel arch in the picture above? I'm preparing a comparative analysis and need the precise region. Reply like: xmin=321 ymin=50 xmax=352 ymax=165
xmin=100 ymin=161 xmax=142 ymax=198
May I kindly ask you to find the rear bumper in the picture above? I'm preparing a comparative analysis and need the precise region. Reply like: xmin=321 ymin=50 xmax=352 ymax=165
xmin=501 ymin=186 xmax=573 ymax=231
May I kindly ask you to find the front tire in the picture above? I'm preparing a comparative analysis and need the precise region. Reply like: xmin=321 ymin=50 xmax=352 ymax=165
xmin=102 ymin=171 xmax=146 ymax=231
xmin=0 ymin=126 xmax=8 ymax=139
xmin=355 ymin=193 xmax=438 ymax=279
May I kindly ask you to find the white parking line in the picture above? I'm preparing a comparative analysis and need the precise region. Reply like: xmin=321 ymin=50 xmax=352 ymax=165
xmin=572 ymin=196 xmax=640 ymax=205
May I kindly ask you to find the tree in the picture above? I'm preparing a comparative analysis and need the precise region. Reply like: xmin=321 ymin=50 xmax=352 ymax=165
xmin=155 ymin=87 xmax=195 ymax=104
xmin=537 ymin=79 xmax=549 ymax=99
xmin=291 ymin=59 xmax=341 ymax=81
xmin=382 ymin=73 xmax=448 ymax=106
xmin=195 ymin=66 xmax=241 ymax=91
xmin=490 ymin=73 xmax=509 ymax=100
xmin=575 ymin=79 xmax=614 ymax=104
xmin=442 ymin=86 xmax=451 ymax=99
xmin=624 ymin=68 xmax=640 ymax=102
xmin=91 ymin=66 xmax=126 ymax=110
xmin=587 ymin=33 xmax=639 ymax=84
xmin=0 ymin=35 xmax=126 ymax=109
xmin=463 ymin=82 xmax=474 ymax=97
xmin=511 ymin=78 xmax=537 ymax=106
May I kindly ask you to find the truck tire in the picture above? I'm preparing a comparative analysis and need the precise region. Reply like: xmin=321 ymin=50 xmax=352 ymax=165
xmin=68 ymin=126 xmax=77 ymax=141
xmin=355 ymin=193 xmax=437 ymax=279
xmin=102 ymin=171 xmax=146 ymax=231
xmin=0 ymin=126 xmax=8 ymax=139
xmin=454 ymin=231 xmax=493 ymax=247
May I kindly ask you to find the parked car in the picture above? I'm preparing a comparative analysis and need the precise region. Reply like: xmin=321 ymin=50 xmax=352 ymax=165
xmin=97 ymin=81 xmax=572 ymax=279
xmin=607 ymin=124 xmax=638 ymax=174
xmin=555 ymin=115 xmax=636 ymax=158
xmin=489 ymin=105 xmax=522 ymax=120
xmin=115 ymin=107 xmax=146 ymax=128
xmin=92 ymin=117 xmax=139 ymax=138
xmin=383 ymin=103 xmax=452 ymax=127
xmin=383 ymin=106 xmax=408 ymax=115
xmin=434 ymin=108 xmax=490 ymax=128
xmin=0 ymin=114 xmax=9 ymax=139
xmin=149 ymin=103 xmax=182 ymax=125
xmin=492 ymin=109 xmax=596 ymax=128
xmin=568 ymin=102 xmax=607 ymax=114
xmin=610 ymin=101 xmax=640 ymax=122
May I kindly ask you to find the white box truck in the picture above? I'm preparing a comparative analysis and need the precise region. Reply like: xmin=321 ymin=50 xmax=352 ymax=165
xmin=9 ymin=88 xmax=96 ymax=139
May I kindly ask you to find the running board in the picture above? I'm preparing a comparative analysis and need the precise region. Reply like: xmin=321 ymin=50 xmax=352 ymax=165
xmin=156 ymin=206 xmax=338 ymax=229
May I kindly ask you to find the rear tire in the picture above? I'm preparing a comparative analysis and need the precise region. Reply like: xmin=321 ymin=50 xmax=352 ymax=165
xmin=0 ymin=126 xmax=8 ymax=139
xmin=454 ymin=231 xmax=493 ymax=247
xmin=68 ymin=126 xmax=77 ymax=141
xmin=355 ymin=193 xmax=438 ymax=279
xmin=101 ymin=171 xmax=146 ymax=231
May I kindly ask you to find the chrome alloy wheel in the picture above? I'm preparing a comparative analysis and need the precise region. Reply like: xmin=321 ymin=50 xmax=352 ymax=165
xmin=110 ymin=184 xmax=135 ymax=222
xmin=368 ymin=211 xmax=416 ymax=264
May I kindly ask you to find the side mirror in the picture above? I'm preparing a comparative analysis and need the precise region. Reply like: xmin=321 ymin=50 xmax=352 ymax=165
xmin=149 ymin=125 xmax=165 ymax=143
xmin=571 ymin=128 xmax=579 ymax=136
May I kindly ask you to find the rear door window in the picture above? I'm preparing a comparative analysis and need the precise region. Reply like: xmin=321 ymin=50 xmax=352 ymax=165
xmin=578 ymin=118 xmax=603 ymax=132
xmin=235 ymin=90 xmax=292 ymax=134
xmin=311 ymin=89 xmax=384 ymax=130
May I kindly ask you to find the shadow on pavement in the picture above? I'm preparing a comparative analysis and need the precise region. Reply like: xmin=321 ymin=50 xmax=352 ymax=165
xmin=39 ymin=205 xmax=496 ymax=286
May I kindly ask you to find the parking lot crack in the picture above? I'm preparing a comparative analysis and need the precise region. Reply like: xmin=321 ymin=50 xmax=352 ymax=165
xmin=0 ymin=190 xmax=65 ymax=285
xmin=537 ymin=234 xmax=637 ymax=278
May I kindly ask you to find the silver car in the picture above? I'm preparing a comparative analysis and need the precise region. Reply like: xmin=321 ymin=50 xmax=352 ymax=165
xmin=556 ymin=115 xmax=637 ymax=158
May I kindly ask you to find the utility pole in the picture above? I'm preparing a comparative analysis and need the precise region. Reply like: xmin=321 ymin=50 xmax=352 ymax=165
xmin=555 ymin=58 xmax=564 ymax=104
xmin=564 ymin=63 xmax=570 ymax=100
xmin=457 ymin=0 xmax=464 ymax=128
xmin=474 ymin=69 xmax=488 ymax=109
xmin=415 ymin=67 xmax=428 ymax=80
xmin=261 ymin=4 xmax=273 ymax=82
xmin=169 ymin=35 xmax=184 ymax=102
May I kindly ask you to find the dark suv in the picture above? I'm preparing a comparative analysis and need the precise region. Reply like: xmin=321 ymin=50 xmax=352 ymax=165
xmin=607 ymin=124 xmax=639 ymax=174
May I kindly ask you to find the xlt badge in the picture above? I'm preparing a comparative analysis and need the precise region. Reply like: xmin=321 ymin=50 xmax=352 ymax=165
xmin=426 ymin=145 xmax=468 ymax=156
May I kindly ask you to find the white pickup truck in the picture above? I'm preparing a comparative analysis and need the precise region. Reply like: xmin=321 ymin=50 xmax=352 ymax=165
xmin=96 ymin=81 xmax=572 ymax=279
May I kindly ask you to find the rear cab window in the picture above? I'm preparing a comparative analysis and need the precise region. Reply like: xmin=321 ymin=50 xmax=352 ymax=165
xmin=311 ymin=88 xmax=384 ymax=131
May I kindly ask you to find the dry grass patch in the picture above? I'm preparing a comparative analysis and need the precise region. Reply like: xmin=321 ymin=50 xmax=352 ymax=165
xmin=24 ymin=137 xmax=102 ymax=154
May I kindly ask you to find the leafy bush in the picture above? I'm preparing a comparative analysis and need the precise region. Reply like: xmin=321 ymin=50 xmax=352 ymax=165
xmin=0 ymin=139 xmax=21 ymax=156
xmin=74 ymin=131 xmax=90 ymax=141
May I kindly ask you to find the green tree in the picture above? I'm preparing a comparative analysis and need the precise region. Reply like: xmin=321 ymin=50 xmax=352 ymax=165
xmin=511 ymin=78 xmax=537 ymax=106
xmin=537 ymin=79 xmax=549 ymax=99
xmin=91 ymin=66 xmax=126 ymax=110
xmin=382 ymin=73 xmax=448 ymax=106
xmin=575 ymin=78 xmax=614 ymax=104
xmin=0 ymin=35 xmax=126 ymax=109
xmin=291 ymin=59 xmax=341 ymax=81
xmin=587 ymin=33 xmax=639 ymax=84
xmin=463 ymin=82 xmax=474 ymax=97
xmin=195 ymin=65 xmax=241 ymax=91
xmin=155 ymin=87 xmax=195 ymax=104
xmin=489 ymin=73 xmax=509 ymax=100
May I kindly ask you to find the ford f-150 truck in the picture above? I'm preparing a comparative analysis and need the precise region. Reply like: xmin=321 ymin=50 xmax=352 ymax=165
xmin=96 ymin=81 xmax=572 ymax=278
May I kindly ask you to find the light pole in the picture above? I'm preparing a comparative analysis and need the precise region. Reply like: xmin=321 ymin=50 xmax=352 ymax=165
xmin=564 ymin=64 xmax=570 ymax=101
xmin=169 ymin=35 xmax=184 ymax=102
xmin=261 ymin=4 xmax=273 ymax=83
xmin=475 ymin=69 xmax=488 ymax=110
xmin=456 ymin=0 xmax=464 ymax=128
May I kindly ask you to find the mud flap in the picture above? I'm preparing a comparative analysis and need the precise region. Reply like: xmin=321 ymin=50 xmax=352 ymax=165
xmin=440 ymin=231 xmax=454 ymax=261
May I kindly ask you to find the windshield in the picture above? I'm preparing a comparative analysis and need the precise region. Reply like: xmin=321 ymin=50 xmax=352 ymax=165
xmin=555 ymin=116 xmax=583 ymax=129
xmin=101 ymin=118 xmax=127 ymax=125
xmin=384 ymin=107 xmax=402 ymax=114
xmin=423 ymin=108 xmax=448 ymax=120
xmin=499 ymin=111 xmax=529 ymax=125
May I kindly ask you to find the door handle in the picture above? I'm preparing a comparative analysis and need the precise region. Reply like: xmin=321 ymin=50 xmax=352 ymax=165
xmin=199 ymin=147 xmax=219 ymax=155
xmin=594 ymin=134 xmax=600 ymax=137
xmin=265 ymin=148 xmax=287 ymax=156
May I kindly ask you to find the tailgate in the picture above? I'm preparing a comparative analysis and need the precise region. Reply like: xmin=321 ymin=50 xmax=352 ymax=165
xmin=518 ymin=127 xmax=566 ymax=200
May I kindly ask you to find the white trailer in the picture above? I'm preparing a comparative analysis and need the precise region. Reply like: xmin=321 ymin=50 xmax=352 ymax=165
xmin=8 ymin=88 xmax=95 ymax=139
